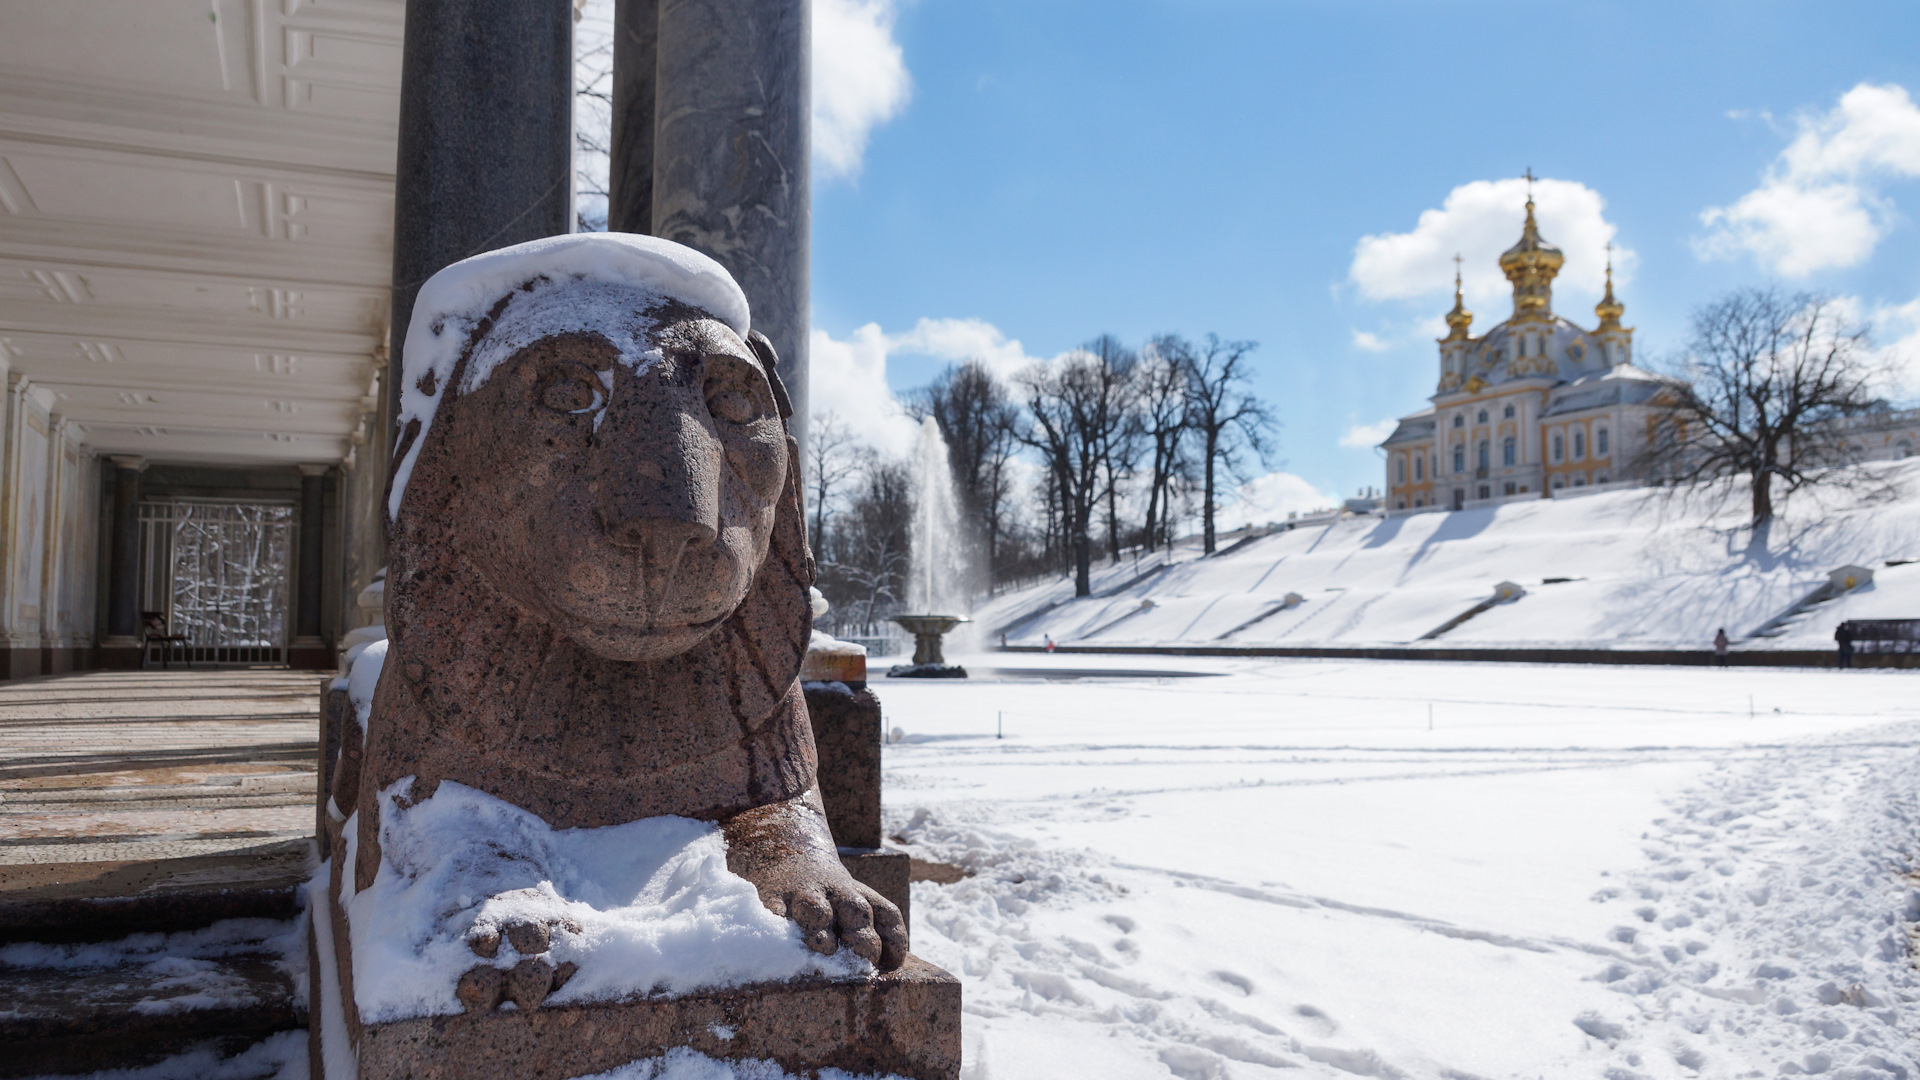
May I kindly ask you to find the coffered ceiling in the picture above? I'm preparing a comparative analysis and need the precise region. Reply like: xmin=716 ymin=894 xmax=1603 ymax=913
xmin=0 ymin=0 xmax=402 ymax=465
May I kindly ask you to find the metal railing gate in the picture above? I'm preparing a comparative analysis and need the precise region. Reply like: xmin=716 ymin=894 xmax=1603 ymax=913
xmin=138 ymin=501 xmax=294 ymax=666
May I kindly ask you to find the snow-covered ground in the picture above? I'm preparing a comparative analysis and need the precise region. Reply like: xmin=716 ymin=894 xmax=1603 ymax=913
xmin=880 ymin=654 xmax=1920 ymax=1079
xmin=26 ymin=657 xmax=1920 ymax=1080
xmin=978 ymin=461 xmax=1920 ymax=651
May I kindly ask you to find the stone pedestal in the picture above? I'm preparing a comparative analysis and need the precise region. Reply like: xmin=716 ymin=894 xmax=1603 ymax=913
xmin=345 ymin=957 xmax=959 ymax=1080
xmin=803 ymin=646 xmax=912 ymax=927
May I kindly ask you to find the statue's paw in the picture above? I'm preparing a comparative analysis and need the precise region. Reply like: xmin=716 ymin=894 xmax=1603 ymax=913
xmin=458 ymin=913 xmax=582 ymax=1013
xmin=772 ymin=877 xmax=907 ymax=971
xmin=466 ymin=914 xmax=582 ymax=960
xmin=456 ymin=956 xmax=578 ymax=1013
xmin=720 ymin=791 xmax=910 ymax=971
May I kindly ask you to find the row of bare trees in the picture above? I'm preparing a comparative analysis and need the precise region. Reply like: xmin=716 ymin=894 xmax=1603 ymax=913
xmin=808 ymin=333 xmax=1277 ymax=616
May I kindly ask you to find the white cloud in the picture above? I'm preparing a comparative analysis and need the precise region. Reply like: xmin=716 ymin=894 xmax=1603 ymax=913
xmin=1350 ymin=330 xmax=1389 ymax=353
xmin=1871 ymin=294 xmax=1920 ymax=399
xmin=1698 ymin=83 xmax=1920 ymax=276
xmin=1339 ymin=418 xmax=1397 ymax=449
xmin=810 ymin=317 xmax=1062 ymax=459
xmin=1213 ymin=471 xmax=1340 ymax=531
xmin=813 ymin=0 xmax=912 ymax=181
xmin=809 ymin=323 xmax=920 ymax=458
xmin=1349 ymin=177 xmax=1632 ymax=315
xmin=885 ymin=317 xmax=1048 ymax=382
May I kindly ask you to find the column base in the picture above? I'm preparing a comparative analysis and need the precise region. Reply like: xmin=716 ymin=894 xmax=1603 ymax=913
xmin=288 ymin=639 xmax=333 ymax=670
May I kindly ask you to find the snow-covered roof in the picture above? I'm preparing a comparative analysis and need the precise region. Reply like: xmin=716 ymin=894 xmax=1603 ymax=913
xmin=1381 ymin=412 xmax=1437 ymax=447
xmin=1541 ymin=364 xmax=1678 ymax=417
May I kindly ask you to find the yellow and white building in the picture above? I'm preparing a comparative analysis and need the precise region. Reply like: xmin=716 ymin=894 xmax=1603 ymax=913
xmin=1379 ymin=196 xmax=1678 ymax=511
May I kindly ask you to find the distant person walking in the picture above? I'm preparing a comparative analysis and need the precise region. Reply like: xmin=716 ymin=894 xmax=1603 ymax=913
xmin=1043 ymin=634 xmax=1055 ymax=654
xmin=1836 ymin=622 xmax=1855 ymax=669
xmin=1712 ymin=628 xmax=1730 ymax=667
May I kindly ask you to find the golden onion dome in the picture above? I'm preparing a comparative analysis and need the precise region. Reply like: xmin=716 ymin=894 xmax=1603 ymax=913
xmin=1443 ymin=262 xmax=1472 ymax=341
xmin=1594 ymin=249 xmax=1625 ymax=330
xmin=1499 ymin=194 xmax=1563 ymax=318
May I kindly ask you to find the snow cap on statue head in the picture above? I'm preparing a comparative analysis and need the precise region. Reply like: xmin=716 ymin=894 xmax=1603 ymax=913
xmin=388 ymin=232 xmax=752 ymax=522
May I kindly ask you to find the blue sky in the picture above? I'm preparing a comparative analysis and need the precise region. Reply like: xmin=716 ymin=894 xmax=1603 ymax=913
xmin=797 ymin=0 xmax=1920 ymax=514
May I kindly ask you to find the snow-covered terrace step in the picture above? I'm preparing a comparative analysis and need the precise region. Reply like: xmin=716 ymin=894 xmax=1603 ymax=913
xmin=0 ymin=919 xmax=303 ymax=1079
xmin=0 ymin=841 xmax=309 ymax=946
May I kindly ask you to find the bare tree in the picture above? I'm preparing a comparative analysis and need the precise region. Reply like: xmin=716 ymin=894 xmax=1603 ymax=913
xmin=911 ymin=361 xmax=1022 ymax=580
xmin=1183 ymin=334 xmax=1275 ymax=554
xmin=573 ymin=0 xmax=613 ymax=231
xmin=817 ymin=458 xmax=915 ymax=626
xmin=1016 ymin=345 xmax=1132 ymax=596
xmin=1083 ymin=335 xmax=1139 ymax=563
xmin=1649 ymin=288 xmax=1886 ymax=527
xmin=1136 ymin=335 xmax=1194 ymax=552
xmin=806 ymin=410 xmax=872 ymax=561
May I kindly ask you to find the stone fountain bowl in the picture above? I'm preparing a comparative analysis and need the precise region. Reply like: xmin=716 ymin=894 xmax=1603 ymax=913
xmin=890 ymin=614 xmax=968 ymax=636
xmin=887 ymin=614 xmax=970 ymax=679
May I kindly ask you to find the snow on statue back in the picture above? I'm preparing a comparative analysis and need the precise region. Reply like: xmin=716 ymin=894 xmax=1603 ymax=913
xmin=336 ymin=233 xmax=906 ymax=1028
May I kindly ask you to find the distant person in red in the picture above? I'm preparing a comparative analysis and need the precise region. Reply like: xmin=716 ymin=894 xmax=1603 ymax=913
xmin=1836 ymin=623 xmax=1855 ymax=669
xmin=1713 ymin=628 xmax=1730 ymax=668
xmin=1044 ymin=634 xmax=1055 ymax=653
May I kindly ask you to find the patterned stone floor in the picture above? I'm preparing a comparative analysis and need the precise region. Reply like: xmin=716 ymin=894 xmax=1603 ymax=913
xmin=0 ymin=669 xmax=320 ymax=867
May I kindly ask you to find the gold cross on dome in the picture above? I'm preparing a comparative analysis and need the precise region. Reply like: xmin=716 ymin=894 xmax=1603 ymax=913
xmin=1524 ymin=167 xmax=1535 ymax=196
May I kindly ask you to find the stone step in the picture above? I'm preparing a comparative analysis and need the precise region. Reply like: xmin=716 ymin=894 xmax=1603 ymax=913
xmin=0 ymin=950 xmax=302 ymax=1080
xmin=0 ymin=839 xmax=310 ymax=945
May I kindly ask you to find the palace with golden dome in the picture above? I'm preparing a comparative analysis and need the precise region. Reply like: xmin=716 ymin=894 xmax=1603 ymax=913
xmin=1378 ymin=194 xmax=1677 ymax=511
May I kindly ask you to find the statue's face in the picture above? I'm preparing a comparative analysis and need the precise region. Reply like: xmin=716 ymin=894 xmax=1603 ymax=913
xmin=441 ymin=313 xmax=788 ymax=661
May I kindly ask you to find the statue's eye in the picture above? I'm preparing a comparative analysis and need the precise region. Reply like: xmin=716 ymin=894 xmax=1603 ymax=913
xmin=703 ymin=356 xmax=768 ymax=425
xmin=708 ymin=388 xmax=755 ymax=424
xmin=538 ymin=369 xmax=604 ymax=414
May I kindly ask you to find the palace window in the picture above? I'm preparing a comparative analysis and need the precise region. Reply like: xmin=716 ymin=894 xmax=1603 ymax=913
xmin=1504 ymin=481 xmax=1516 ymax=496
xmin=1516 ymin=337 xmax=1526 ymax=358
xmin=1453 ymin=446 xmax=1464 ymax=472
xmin=1572 ymin=474 xmax=1587 ymax=487
xmin=1595 ymin=474 xmax=1608 ymax=485
xmin=1503 ymin=403 xmax=1515 ymax=419
xmin=1453 ymin=414 xmax=1464 ymax=428
xmin=1396 ymin=456 xmax=1407 ymax=484
xmin=1551 ymin=432 xmax=1565 ymax=463
xmin=1552 ymin=476 xmax=1565 ymax=490
xmin=1396 ymin=499 xmax=1406 ymax=510
xmin=1478 ymin=485 xmax=1491 ymax=500
xmin=1573 ymin=429 xmax=1586 ymax=459
xmin=1415 ymin=455 xmax=1424 ymax=481
xmin=1476 ymin=409 xmax=1488 ymax=424
xmin=1596 ymin=427 xmax=1609 ymax=456
xmin=1477 ymin=440 xmax=1490 ymax=470
xmin=1502 ymin=437 xmax=1516 ymax=466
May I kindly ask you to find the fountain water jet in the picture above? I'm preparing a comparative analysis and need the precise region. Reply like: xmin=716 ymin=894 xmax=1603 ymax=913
xmin=889 ymin=416 xmax=972 ymax=678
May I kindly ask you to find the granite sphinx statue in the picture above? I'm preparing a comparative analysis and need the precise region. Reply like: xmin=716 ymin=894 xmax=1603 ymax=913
xmin=321 ymin=236 xmax=917 ymax=1067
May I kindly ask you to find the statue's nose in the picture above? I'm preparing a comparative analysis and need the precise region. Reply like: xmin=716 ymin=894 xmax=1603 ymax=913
xmin=593 ymin=395 xmax=721 ymax=557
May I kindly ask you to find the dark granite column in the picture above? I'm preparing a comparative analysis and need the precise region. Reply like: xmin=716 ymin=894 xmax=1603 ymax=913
xmin=292 ymin=465 xmax=328 ymax=667
xmin=609 ymin=0 xmax=658 ymax=235
xmin=387 ymin=0 xmax=576 ymax=427
xmin=103 ymin=456 xmax=143 ymax=652
xmin=644 ymin=0 xmax=810 ymax=452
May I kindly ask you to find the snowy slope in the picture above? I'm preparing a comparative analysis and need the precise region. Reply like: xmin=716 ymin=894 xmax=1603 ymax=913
xmin=984 ymin=461 xmax=1920 ymax=651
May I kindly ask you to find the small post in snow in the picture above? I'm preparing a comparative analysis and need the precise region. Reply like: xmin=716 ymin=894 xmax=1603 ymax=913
xmin=998 ymin=711 xmax=1004 ymax=739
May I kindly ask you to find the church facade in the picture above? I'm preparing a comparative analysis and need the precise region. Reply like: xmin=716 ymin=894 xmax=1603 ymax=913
xmin=1379 ymin=196 xmax=1678 ymax=512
